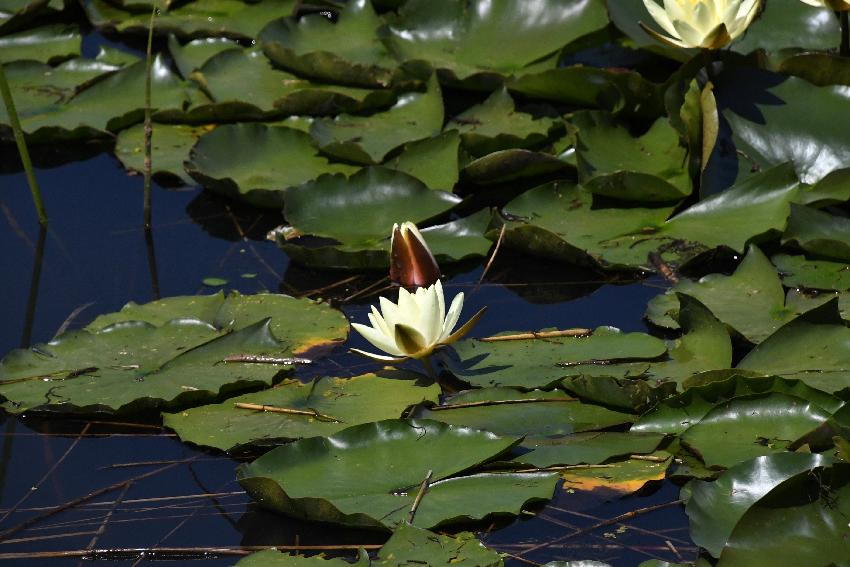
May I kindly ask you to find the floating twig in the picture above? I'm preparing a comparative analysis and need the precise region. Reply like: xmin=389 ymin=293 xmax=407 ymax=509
xmin=221 ymin=355 xmax=312 ymax=365
xmin=480 ymin=329 xmax=592 ymax=342
xmin=648 ymin=251 xmax=679 ymax=283
xmin=478 ymin=223 xmax=506 ymax=285
xmin=428 ymin=398 xmax=577 ymax=411
xmin=0 ymin=367 xmax=98 ymax=386
xmin=407 ymin=469 xmax=433 ymax=524
xmin=234 ymin=402 xmax=340 ymax=423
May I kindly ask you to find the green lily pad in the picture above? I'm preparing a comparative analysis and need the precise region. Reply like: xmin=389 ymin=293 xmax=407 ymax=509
xmin=772 ymin=253 xmax=850 ymax=292
xmin=235 ymin=550 xmax=368 ymax=566
xmin=684 ymin=453 xmax=834 ymax=558
xmin=507 ymin=65 xmax=661 ymax=117
xmin=414 ymin=387 xmax=633 ymax=438
xmin=447 ymin=326 xmax=667 ymax=389
xmin=185 ymin=123 xmax=357 ymax=208
xmin=461 ymin=149 xmax=572 ymax=186
xmin=0 ymin=24 xmax=80 ymax=64
xmin=0 ymin=0 xmax=63 ymax=35
xmin=635 ymin=371 xmax=844 ymax=432
xmin=679 ymin=392 xmax=833 ymax=469
xmin=385 ymin=131 xmax=460 ymax=191
xmin=115 ymin=123 xmax=212 ymax=185
xmin=374 ymin=524 xmax=503 ymax=567
xmin=0 ymin=292 xmax=347 ymax=415
xmin=782 ymin=203 xmax=850 ymax=263
xmin=717 ymin=462 xmax=850 ymax=565
xmin=798 ymin=167 xmax=850 ymax=207
xmin=717 ymin=68 xmax=850 ymax=186
xmin=163 ymin=373 xmax=441 ymax=452
xmin=190 ymin=48 xmax=395 ymax=119
xmin=260 ymin=0 xmax=396 ymax=88
xmin=737 ymin=298 xmax=850 ymax=392
xmin=513 ymin=432 xmax=665 ymax=468
xmin=500 ymin=164 xmax=799 ymax=271
xmin=559 ymin=451 xmax=672 ymax=494
xmin=168 ymin=36 xmax=240 ymax=78
xmin=384 ymin=0 xmax=609 ymax=81
xmin=84 ymin=0 xmax=297 ymax=39
xmin=645 ymin=245 xmax=802 ymax=343
xmin=572 ymin=111 xmax=691 ymax=202
xmin=309 ymin=74 xmax=444 ymax=164
xmin=561 ymin=375 xmax=676 ymax=414
xmin=447 ymin=88 xmax=561 ymax=157
xmin=237 ymin=419 xmax=557 ymax=529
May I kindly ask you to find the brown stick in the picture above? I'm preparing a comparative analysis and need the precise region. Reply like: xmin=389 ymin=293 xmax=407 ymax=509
xmin=648 ymin=251 xmax=679 ymax=283
xmin=428 ymin=397 xmax=577 ymax=411
xmin=478 ymin=223 xmax=506 ymax=285
xmin=234 ymin=402 xmax=340 ymax=423
xmin=407 ymin=469 xmax=433 ymax=524
xmin=479 ymin=329 xmax=592 ymax=342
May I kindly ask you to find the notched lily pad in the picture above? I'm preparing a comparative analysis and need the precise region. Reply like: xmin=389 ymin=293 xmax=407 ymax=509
xmin=237 ymin=419 xmax=557 ymax=530
xmin=115 ymin=123 xmax=212 ymax=185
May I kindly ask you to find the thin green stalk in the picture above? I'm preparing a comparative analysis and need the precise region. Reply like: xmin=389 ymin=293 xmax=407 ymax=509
xmin=0 ymin=64 xmax=47 ymax=226
xmin=841 ymin=11 xmax=849 ymax=57
xmin=143 ymin=3 xmax=156 ymax=229
xmin=420 ymin=355 xmax=437 ymax=381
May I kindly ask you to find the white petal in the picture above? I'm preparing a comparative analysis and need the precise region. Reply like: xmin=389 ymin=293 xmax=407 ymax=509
xmin=349 ymin=348 xmax=408 ymax=363
xmin=351 ymin=322 xmax=404 ymax=356
xmin=644 ymin=0 xmax=680 ymax=38
xmin=370 ymin=305 xmax=391 ymax=336
xmin=440 ymin=291 xmax=465 ymax=340
xmin=379 ymin=295 xmax=401 ymax=331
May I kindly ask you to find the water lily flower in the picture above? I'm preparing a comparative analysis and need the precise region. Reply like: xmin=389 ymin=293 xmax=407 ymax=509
xmin=797 ymin=0 xmax=850 ymax=10
xmin=351 ymin=280 xmax=485 ymax=363
xmin=640 ymin=0 xmax=761 ymax=49
xmin=390 ymin=221 xmax=440 ymax=288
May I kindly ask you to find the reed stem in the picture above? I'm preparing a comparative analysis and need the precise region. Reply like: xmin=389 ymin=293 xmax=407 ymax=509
xmin=143 ymin=3 xmax=157 ymax=229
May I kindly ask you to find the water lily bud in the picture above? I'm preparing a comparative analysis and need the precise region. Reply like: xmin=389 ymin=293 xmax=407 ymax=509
xmin=350 ymin=280 xmax=486 ymax=363
xmin=798 ymin=0 xmax=850 ymax=10
xmin=640 ymin=0 xmax=761 ymax=50
xmin=390 ymin=221 xmax=440 ymax=288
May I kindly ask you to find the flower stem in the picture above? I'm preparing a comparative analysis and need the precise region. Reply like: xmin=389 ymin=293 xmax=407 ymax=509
xmin=0 ymin=64 xmax=47 ymax=226
xmin=841 ymin=11 xmax=849 ymax=57
xmin=143 ymin=3 xmax=156 ymax=230
xmin=421 ymin=355 xmax=437 ymax=381
xmin=701 ymin=49 xmax=716 ymax=83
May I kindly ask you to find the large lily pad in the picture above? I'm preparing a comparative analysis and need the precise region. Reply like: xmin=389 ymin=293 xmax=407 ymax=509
xmin=500 ymin=164 xmax=799 ymax=271
xmin=309 ymin=74 xmax=444 ymax=164
xmin=737 ymin=298 xmax=850 ymax=393
xmin=414 ymin=387 xmax=633 ymax=437
xmin=235 ymin=551 xmax=367 ymax=566
xmin=447 ymin=326 xmax=667 ymax=389
xmin=259 ymin=0 xmax=396 ymax=88
xmin=782 ymin=203 xmax=850 ymax=263
xmin=447 ymin=88 xmax=561 ymax=157
xmin=560 ymin=451 xmax=672 ymax=494
xmin=513 ymin=431 xmax=665 ymax=468
xmin=385 ymin=131 xmax=460 ymax=191
xmin=0 ymin=24 xmax=80 ymax=64
xmin=0 ymin=293 xmax=347 ymax=415
xmin=772 ymin=253 xmax=850 ymax=292
xmin=185 ymin=123 xmax=357 ymax=208
xmin=645 ymin=245 xmax=801 ymax=343
xmin=237 ymin=419 xmax=557 ymax=529
xmin=679 ymin=393 xmax=833 ymax=469
xmin=84 ymin=0 xmax=297 ymax=39
xmin=572 ymin=111 xmax=691 ymax=202
xmin=461 ymin=149 xmax=572 ymax=186
xmin=163 ymin=373 xmax=441 ymax=452
xmin=115 ymin=123 xmax=211 ymax=185
xmin=169 ymin=36 xmax=240 ymax=78
xmin=384 ymin=0 xmax=609 ymax=81
xmin=684 ymin=453 xmax=833 ymax=558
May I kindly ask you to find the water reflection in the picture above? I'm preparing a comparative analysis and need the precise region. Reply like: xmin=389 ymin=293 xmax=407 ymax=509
xmin=20 ymin=226 xmax=46 ymax=348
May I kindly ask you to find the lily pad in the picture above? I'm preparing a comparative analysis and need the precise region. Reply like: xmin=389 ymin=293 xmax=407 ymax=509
xmin=259 ymin=0 xmax=396 ymax=88
xmin=560 ymin=451 xmax=672 ymax=494
xmin=237 ymin=419 xmax=557 ymax=529
xmin=500 ymin=164 xmax=799 ymax=271
xmin=163 ymin=373 xmax=441 ymax=452
xmin=309 ymin=74 xmax=444 ymax=164
xmin=185 ymin=123 xmax=357 ymax=208
xmin=169 ymin=36 xmax=240 ymax=78
xmin=374 ymin=524 xmax=503 ymax=567
xmin=772 ymin=253 xmax=850 ymax=292
xmin=235 ymin=550 xmax=368 ymax=566
xmin=385 ymin=131 xmax=460 ymax=191
xmin=414 ymin=387 xmax=633 ymax=438
xmin=679 ymin=393 xmax=833 ymax=469
xmin=513 ymin=432 xmax=665 ymax=468
xmin=0 ymin=0 xmax=63 ymax=35
xmin=190 ymin=48 xmax=396 ymax=118
xmin=84 ymin=0 xmax=297 ymax=39
xmin=571 ymin=111 xmax=691 ymax=202
xmin=0 ymin=292 xmax=346 ymax=415
xmin=684 ymin=453 xmax=834 ymax=558
xmin=384 ymin=0 xmax=609 ymax=81
xmin=737 ymin=298 xmax=850 ymax=393
xmin=461 ymin=149 xmax=571 ymax=186
xmin=447 ymin=88 xmax=561 ymax=157
xmin=115 ymin=123 xmax=212 ymax=185
xmin=782 ymin=203 xmax=850 ymax=263
xmin=0 ymin=24 xmax=80 ymax=64
xmin=447 ymin=326 xmax=667 ymax=389
xmin=645 ymin=245 xmax=802 ymax=343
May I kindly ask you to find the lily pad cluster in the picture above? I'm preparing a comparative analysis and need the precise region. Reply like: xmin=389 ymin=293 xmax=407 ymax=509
xmin=6 ymin=0 xmax=850 ymax=564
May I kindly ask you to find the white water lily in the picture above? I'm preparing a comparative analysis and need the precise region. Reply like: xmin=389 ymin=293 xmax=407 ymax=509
xmin=641 ymin=0 xmax=761 ymax=49
xmin=798 ymin=0 xmax=850 ymax=10
xmin=351 ymin=280 xmax=485 ymax=363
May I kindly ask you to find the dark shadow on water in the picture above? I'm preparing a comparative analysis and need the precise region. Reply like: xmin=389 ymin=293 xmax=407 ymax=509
xmin=185 ymin=191 xmax=284 ymax=242
xmin=20 ymin=226 xmax=47 ymax=348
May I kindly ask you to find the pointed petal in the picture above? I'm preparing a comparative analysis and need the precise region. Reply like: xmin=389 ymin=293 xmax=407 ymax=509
xmin=441 ymin=291 xmax=465 ymax=340
xmin=370 ymin=305 xmax=391 ymax=336
xmin=349 ymin=348 xmax=409 ymax=363
xmin=390 ymin=221 xmax=440 ymax=287
xmin=643 ymin=0 xmax=679 ymax=38
xmin=351 ymin=322 xmax=403 ymax=356
xmin=441 ymin=307 xmax=487 ymax=346
xmin=639 ymin=20 xmax=690 ymax=48
xmin=379 ymin=295 xmax=401 ymax=331
xmin=394 ymin=323 xmax=430 ymax=355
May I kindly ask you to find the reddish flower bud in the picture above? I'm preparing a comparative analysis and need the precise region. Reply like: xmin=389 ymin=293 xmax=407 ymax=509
xmin=390 ymin=221 xmax=440 ymax=288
